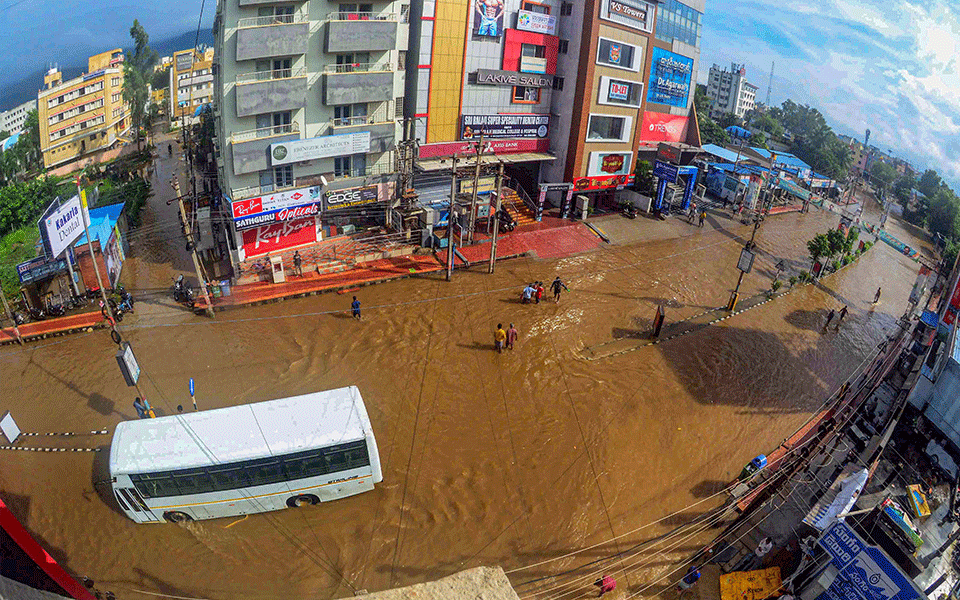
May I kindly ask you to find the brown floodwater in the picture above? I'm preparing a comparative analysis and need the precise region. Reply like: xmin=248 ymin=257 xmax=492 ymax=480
xmin=0 ymin=198 xmax=924 ymax=600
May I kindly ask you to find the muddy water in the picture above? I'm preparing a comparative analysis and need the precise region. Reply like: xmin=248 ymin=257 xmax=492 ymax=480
xmin=0 ymin=208 xmax=922 ymax=600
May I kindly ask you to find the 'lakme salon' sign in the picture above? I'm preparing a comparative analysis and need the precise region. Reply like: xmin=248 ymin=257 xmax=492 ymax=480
xmin=476 ymin=69 xmax=553 ymax=88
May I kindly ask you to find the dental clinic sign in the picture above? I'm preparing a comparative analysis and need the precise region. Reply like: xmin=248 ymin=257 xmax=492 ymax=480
xmin=816 ymin=522 xmax=923 ymax=600
xmin=42 ymin=195 xmax=84 ymax=258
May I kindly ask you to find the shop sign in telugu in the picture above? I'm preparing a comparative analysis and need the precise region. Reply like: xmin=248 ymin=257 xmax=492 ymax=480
xmin=475 ymin=69 xmax=553 ymax=88
xmin=462 ymin=114 xmax=550 ymax=139
xmin=647 ymin=48 xmax=694 ymax=107
xmin=516 ymin=10 xmax=557 ymax=34
xmin=324 ymin=186 xmax=379 ymax=211
xmin=587 ymin=151 xmax=633 ymax=177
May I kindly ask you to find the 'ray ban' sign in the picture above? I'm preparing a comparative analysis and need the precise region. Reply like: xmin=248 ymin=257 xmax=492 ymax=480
xmin=475 ymin=69 xmax=553 ymax=88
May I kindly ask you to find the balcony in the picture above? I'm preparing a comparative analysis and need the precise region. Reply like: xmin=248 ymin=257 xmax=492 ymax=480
xmin=325 ymin=12 xmax=399 ymax=53
xmin=230 ymin=123 xmax=301 ymax=176
xmin=330 ymin=117 xmax=397 ymax=153
xmin=236 ymin=13 xmax=309 ymax=61
xmin=235 ymin=67 xmax=308 ymax=118
xmin=322 ymin=63 xmax=396 ymax=105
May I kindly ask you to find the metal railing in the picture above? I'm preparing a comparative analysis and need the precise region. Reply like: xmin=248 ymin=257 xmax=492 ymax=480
xmin=505 ymin=178 xmax=538 ymax=215
xmin=323 ymin=62 xmax=393 ymax=74
xmin=235 ymin=66 xmax=305 ymax=84
xmin=230 ymin=122 xmax=300 ymax=144
xmin=330 ymin=114 xmax=394 ymax=127
xmin=326 ymin=11 xmax=398 ymax=21
xmin=237 ymin=12 xmax=307 ymax=28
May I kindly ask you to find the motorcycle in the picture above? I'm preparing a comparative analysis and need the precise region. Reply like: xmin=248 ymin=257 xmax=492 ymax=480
xmin=497 ymin=208 xmax=517 ymax=232
xmin=27 ymin=306 xmax=45 ymax=321
xmin=13 ymin=312 xmax=26 ymax=326
xmin=621 ymin=204 xmax=638 ymax=219
xmin=173 ymin=275 xmax=196 ymax=307
xmin=46 ymin=303 xmax=66 ymax=318
xmin=113 ymin=285 xmax=134 ymax=314
xmin=100 ymin=299 xmax=124 ymax=323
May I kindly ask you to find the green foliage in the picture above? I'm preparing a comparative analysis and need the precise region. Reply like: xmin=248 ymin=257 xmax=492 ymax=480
xmin=826 ymin=228 xmax=846 ymax=257
xmin=918 ymin=169 xmax=942 ymax=199
xmin=764 ymin=100 xmax=852 ymax=180
xmin=869 ymin=161 xmax=898 ymax=192
xmin=788 ymin=275 xmax=798 ymax=287
xmin=927 ymin=188 xmax=960 ymax=241
xmin=716 ymin=112 xmax=743 ymax=129
xmin=0 ymin=176 xmax=66 ymax=237
xmin=123 ymin=20 xmax=159 ymax=151
xmin=843 ymin=227 xmax=859 ymax=255
xmin=634 ymin=160 xmax=654 ymax=194
xmin=150 ymin=64 xmax=170 ymax=92
xmin=0 ymin=130 xmax=8 ymax=141
xmin=0 ymin=225 xmax=40 ymax=301
xmin=771 ymin=280 xmax=782 ymax=292
xmin=694 ymin=86 xmax=730 ymax=147
xmin=842 ymin=255 xmax=851 ymax=266
xmin=798 ymin=271 xmax=811 ymax=283
xmin=944 ymin=239 xmax=959 ymax=273
xmin=748 ymin=132 xmax=767 ymax=149
xmin=807 ymin=233 xmax=830 ymax=265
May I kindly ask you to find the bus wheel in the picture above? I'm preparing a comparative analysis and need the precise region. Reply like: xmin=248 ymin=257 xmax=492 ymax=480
xmin=287 ymin=495 xmax=319 ymax=508
xmin=164 ymin=511 xmax=192 ymax=523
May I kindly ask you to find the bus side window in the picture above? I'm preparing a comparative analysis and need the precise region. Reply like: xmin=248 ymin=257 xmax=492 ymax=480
xmin=209 ymin=466 xmax=249 ymax=492
xmin=344 ymin=446 xmax=369 ymax=469
xmin=244 ymin=459 xmax=286 ymax=486
xmin=282 ymin=451 xmax=327 ymax=480
xmin=133 ymin=473 xmax=180 ymax=498
xmin=174 ymin=469 xmax=217 ymax=495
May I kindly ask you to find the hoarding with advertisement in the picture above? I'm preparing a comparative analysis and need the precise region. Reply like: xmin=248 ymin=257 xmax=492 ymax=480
xmin=572 ymin=174 xmax=633 ymax=192
xmin=323 ymin=186 xmax=379 ymax=211
xmin=657 ymin=143 xmax=681 ymax=164
xmin=598 ymin=76 xmax=643 ymax=108
xmin=231 ymin=186 xmax=322 ymax=220
xmin=175 ymin=52 xmax=193 ymax=72
xmin=817 ymin=522 xmax=923 ymax=600
xmin=587 ymin=152 xmax=633 ymax=177
xmin=16 ymin=256 xmax=68 ymax=284
xmin=600 ymin=0 xmax=655 ymax=32
xmin=419 ymin=138 xmax=550 ymax=158
xmin=241 ymin=217 xmax=317 ymax=257
xmin=41 ymin=195 xmax=84 ymax=258
xmin=473 ymin=0 xmax=505 ymax=37
xmin=640 ymin=111 xmax=689 ymax=142
xmin=270 ymin=132 xmax=370 ymax=166
xmin=461 ymin=114 xmax=549 ymax=139
xmin=653 ymin=160 xmax=679 ymax=183
xmin=647 ymin=48 xmax=694 ymax=107
xmin=235 ymin=203 xmax=321 ymax=231
xmin=517 ymin=10 xmax=556 ymax=34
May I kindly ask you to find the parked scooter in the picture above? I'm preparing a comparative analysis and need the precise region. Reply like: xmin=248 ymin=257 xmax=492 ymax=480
xmin=173 ymin=275 xmax=196 ymax=307
xmin=497 ymin=207 xmax=517 ymax=232
xmin=46 ymin=303 xmax=66 ymax=318
xmin=27 ymin=306 xmax=45 ymax=321
xmin=100 ymin=299 xmax=124 ymax=323
xmin=113 ymin=285 xmax=134 ymax=314
xmin=621 ymin=204 xmax=638 ymax=219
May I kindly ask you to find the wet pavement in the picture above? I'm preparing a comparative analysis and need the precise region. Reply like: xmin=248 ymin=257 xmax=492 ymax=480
xmin=0 ymin=193 xmax=927 ymax=600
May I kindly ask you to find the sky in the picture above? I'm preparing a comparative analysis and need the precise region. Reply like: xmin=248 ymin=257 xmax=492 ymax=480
xmin=698 ymin=0 xmax=960 ymax=186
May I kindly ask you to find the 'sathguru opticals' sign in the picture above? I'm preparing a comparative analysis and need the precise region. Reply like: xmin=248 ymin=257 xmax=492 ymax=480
xmin=270 ymin=132 xmax=371 ymax=166
xmin=475 ymin=69 xmax=553 ymax=88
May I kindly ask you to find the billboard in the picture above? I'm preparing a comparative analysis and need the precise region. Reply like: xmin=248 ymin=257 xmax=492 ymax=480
xmin=640 ymin=111 xmax=689 ymax=142
xmin=600 ymin=0 xmax=655 ymax=32
xmin=598 ymin=76 xmax=643 ymax=108
xmin=231 ymin=186 xmax=323 ymax=220
xmin=324 ymin=186 xmax=379 ymax=211
xmin=587 ymin=152 xmax=633 ymax=177
xmin=175 ymin=52 xmax=193 ymax=73
xmin=647 ymin=48 xmax=694 ymax=107
xmin=817 ymin=522 xmax=923 ymax=600
xmin=419 ymin=138 xmax=550 ymax=158
xmin=235 ymin=203 xmax=321 ymax=231
xmin=42 ymin=195 xmax=84 ymax=259
xmin=270 ymin=132 xmax=370 ymax=166
xmin=241 ymin=217 xmax=317 ymax=258
xmin=473 ymin=0 xmax=505 ymax=37
xmin=461 ymin=114 xmax=549 ymax=139
xmin=517 ymin=10 xmax=556 ymax=35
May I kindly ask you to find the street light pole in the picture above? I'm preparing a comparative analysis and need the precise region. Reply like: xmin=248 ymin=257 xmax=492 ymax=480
xmin=488 ymin=160 xmax=505 ymax=274
xmin=445 ymin=155 xmax=458 ymax=282
xmin=76 ymin=178 xmax=118 ymax=336
xmin=0 ymin=286 xmax=23 ymax=345
xmin=728 ymin=175 xmax=773 ymax=311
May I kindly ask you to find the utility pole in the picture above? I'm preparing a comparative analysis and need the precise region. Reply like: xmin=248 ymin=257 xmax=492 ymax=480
xmin=488 ymin=160 xmax=505 ymax=274
xmin=728 ymin=177 xmax=772 ymax=311
xmin=446 ymin=155 xmax=458 ymax=281
xmin=468 ymin=131 xmax=484 ymax=245
xmin=76 ymin=178 xmax=118 ymax=336
xmin=0 ymin=286 xmax=23 ymax=345
xmin=171 ymin=176 xmax=215 ymax=317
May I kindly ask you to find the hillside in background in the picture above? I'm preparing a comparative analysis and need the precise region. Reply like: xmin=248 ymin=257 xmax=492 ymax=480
xmin=0 ymin=28 xmax=214 ymax=112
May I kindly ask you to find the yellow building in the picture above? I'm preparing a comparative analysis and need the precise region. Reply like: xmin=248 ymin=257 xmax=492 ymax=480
xmin=38 ymin=48 xmax=130 ymax=169
xmin=169 ymin=47 xmax=214 ymax=122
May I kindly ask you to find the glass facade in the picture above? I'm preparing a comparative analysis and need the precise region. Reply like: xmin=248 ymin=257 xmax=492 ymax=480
xmin=655 ymin=0 xmax=702 ymax=47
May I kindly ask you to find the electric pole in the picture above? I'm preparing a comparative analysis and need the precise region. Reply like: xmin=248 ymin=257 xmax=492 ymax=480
xmin=728 ymin=177 xmax=772 ymax=311
xmin=468 ymin=131 xmax=484 ymax=245
xmin=0 ymin=286 xmax=23 ymax=345
xmin=171 ymin=176 xmax=215 ymax=317
xmin=76 ymin=178 xmax=118 ymax=336
xmin=488 ymin=160 xmax=505 ymax=274
xmin=446 ymin=155 xmax=458 ymax=281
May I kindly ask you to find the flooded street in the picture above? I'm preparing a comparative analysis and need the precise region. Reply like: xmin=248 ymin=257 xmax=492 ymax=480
xmin=0 ymin=202 xmax=924 ymax=600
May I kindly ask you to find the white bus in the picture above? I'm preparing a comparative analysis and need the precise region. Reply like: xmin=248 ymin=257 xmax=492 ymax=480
xmin=109 ymin=386 xmax=382 ymax=523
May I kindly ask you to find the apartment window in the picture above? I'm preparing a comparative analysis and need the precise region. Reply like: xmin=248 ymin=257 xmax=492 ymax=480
xmin=560 ymin=2 xmax=573 ymax=16
xmin=334 ymin=154 xmax=366 ymax=177
xmin=521 ymin=1 xmax=550 ymax=13
xmin=512 ymin=86 xmax=540 ymax=103
xmin=586 ymin=114 xmax=630 ymax=142
xmin=337 ymin=3 xmax=373 ymax=19
xmin=598 ymin=76 xmax=643 ymax=109
xmin=552 ymin=77 xmax=564 ymax=91
xmin=258 ymin=5 xmax=295 ymax=21
xmin=273 ymin=58 xmax=292 ymax=78
xmin=336 ymin=53 xmax=370 ymax=72
xmin=397 ymin=51 xmax=406 ymax=71
xmin=558 ymin=39 xmax=569 ymax=54
xmin=596 ymin=38 xmax=640 ymax=71
xmin=112 ymin=93 xmax=121 ymax=103
xmin=520 ymin=44 xmax=547 ymax=74
xmin=111 ymin=77 xmax=120 ymax=87
xmin=274 ymin=165 xmax=294 ymax=188
xmin=333 ymin=103 xmax=367 ymax=126
xmin=272 ymin=111 xmax=292 ymax=133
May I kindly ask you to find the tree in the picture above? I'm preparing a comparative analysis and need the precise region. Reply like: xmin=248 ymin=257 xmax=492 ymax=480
xmin=748 ymin=132 xmax=767 ymax=149
xmin=918 ymin=169 xmax=942 ymax=199
xmin=843 ymin=227 xmax=859 ymax=255
xmin=869 ymin=161 xmax=897 ymax=192
xmin=634 ymin=160 xmax=653 ymax=194
xmin=150 ymin=64 xmax=170 ymax=92
xmin=807 ymin=233 xmax=830 ymax=271
xmin=716 ymin=113 xmax=743 ymax=129
xmin=123 ymin=20 xmax=159 ymax=151
xmin=826 ymin=228 xmax=846 ymax=259
xmin=0 ymin=130 xmax=8 ymax=141
xmin=699 ymin=118 xmax=730 ymax=146
xmin=927 ymin=188 xmax=960 ymax=240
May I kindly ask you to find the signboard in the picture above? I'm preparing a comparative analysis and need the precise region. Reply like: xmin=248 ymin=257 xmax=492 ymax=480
xmin=0 ymin=412 xmax=20 ymax=444
xmin=475 ymin=69 xmax=553 ymax=88
xmin=175 ymin=52 xmax=193 ymax=73
xmin=737 ymin=248 xmax=756 ymax=273
xmin=653 ymin=160 xmax=679 ymax=184
xmin=520 ymin=56 xmax=547 ymax=74
xmin=658 ymin=143 xmax=681 ymax=164
xmin=323 ymin=186 xmax=379 ymax=211
xmin=647 ymin=48 xmax=694 ymax=107
xmin=461 ymin=114 xmax=549 ymax=140
xmin=115 ymin=341 xmax=142 ymax=387
xmin=587 ymin=151 xmax=633 ymax=177
xmin=241 ymin=217 xmax=318 ymax=257
xmin=640 ymin=111 xmax=689 ymax=142
xmin=517 ymin=10 xmax=556 ymax=34
xmin=817 ymin=522 xmax=923 ymax=600
xmin=270 ymin=132 xmax=370 ymax=166
xmin=600 ymin=0 xmax=655 ymax=32
xmin=572 ymin=174 xmax=633 ymax=192
xmin=473 ymin=0 xmax=505 ymax=37
xmin=598 ymin=76 xmax=643 ymax=108
xmin=419 ymin=138 xmax=550 ymax=158
xmin=235 ymin=203 xmax=321 ymax=231
xmin=16 ymin=256 xmax=68 ymax=284
xmin=42 ymin=196 xmax=84 ymax=259
xmin=231 ymin=186 xmax=322 ymax=220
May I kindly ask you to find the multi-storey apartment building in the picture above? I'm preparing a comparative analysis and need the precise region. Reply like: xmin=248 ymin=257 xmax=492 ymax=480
xmin=37 ymin=49 xmax=129 ymax=170
xmin=170 ymin=47 xmax=216 ymax=122
xmin=0 ymin=99 xmax=37 ymax=134
xmin=705 ymin=62 xmax=756 ymax=119
xmin=212 ymin=0 xmax=407 ymax=261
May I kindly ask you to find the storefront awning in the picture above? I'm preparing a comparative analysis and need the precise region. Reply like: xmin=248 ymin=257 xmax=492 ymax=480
xmin=418 ymin=152 xmax=556 ymax=172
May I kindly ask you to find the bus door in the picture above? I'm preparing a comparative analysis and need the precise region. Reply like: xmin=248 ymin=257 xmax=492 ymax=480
xmin=114 ymin=486 xmax=160 ymax=523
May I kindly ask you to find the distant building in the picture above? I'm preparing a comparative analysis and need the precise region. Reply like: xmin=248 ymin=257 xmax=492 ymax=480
xmin=169 ymin=47 xmax=214 ymax=123
xmin=37 ymin=48 xmax=130 ymax=170
xmin=0 ymin=98 xmax=37 ymax=134
xmin=705 ymin=63 xmax=757 ymax=119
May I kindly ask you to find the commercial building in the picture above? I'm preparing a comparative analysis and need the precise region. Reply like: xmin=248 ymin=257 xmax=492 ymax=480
xmin=0 ymin=98 xmax=36 ymax=134
xmin=169 ymin=47 xmax=215 ymax=122
xmin=705 ymin=62 xmax=757 ymax=119
xmin=37 ymin=49 xmax=130 ymax=170
xmin=212 ymin=0 xmax=407 ymax=264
